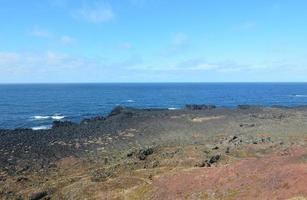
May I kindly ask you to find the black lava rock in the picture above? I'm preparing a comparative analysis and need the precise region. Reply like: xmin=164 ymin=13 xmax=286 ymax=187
xmin=138 ymin=147 xmax=154 ymax=160
xmin=52 ymin=121 xmax=76 ymax=129
xmin=185 ymin=104 xmax=216 ymax=110
xmin=108 ymin=106 xmax=125 ymax=117
xmin=29 ymin=190 xmax=48 ymax=200
xmin=207 ymin=155 xmax=221 ymax=166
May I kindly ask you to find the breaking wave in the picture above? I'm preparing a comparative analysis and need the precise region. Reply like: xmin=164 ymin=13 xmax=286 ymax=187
xmin=31 ymin=125 xmax=52 ymax=131
xmin=32 ymin=115 xmax=65 ymax=120
xmin=293 ymin=95 xmax=307 ymax=98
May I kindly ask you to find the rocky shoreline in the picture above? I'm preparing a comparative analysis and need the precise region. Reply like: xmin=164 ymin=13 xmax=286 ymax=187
xmin=1 ymin=105 xmax=307 ymax=199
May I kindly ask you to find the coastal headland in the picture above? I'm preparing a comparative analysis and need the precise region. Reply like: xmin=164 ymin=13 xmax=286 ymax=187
xmin=1 ymin=105 xmax=307 ymax=199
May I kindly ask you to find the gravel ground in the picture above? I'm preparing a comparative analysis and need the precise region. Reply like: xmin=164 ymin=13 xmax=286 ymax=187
xmin=1 ymin=105 xmax=307 ymax=199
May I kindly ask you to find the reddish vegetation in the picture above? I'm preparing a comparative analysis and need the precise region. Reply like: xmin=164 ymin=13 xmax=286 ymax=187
xmin=152 ymin=146 xmax=307 ymax=200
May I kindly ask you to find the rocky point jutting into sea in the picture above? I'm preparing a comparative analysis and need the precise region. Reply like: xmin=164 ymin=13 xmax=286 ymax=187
xmin=1 ymin=105 xmax=307 ymax=199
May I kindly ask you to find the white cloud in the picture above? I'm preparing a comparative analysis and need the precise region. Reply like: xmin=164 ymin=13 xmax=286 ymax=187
xmin=72 ymin=1 xmax=115 ymax=23
xmin=0 ymin=52 xmax=144 ymax=71
xmin=28 ymin=27 xmax=76 ymax=46
xmin=60 ymin=35 xmax=75 ymax=45
xmin=0 ymin=52 xmax=94 ymax=72
xmin=127 ymin=57 xmax=306 ymax=74
xmin=1 ymin=50 xmax=306 ymax=83
xmin=29 ymin=27 xmax=52 ymax=38
xmin=172 ymin=59 xmax=218 ymax=71
xmin=0 ymin=51 xmax=145 ymax=82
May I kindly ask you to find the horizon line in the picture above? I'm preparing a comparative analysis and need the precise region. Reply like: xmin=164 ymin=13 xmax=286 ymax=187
xmin=1 ymin=81 xmax=307 ymax=85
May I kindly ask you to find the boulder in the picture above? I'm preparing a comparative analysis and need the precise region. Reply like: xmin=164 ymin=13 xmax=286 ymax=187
xmin=52 ymin=121 xmax=76 ymax=129
xmin=81 ymin=116 xmax=105 ymax=124
xmin=108 ymin=106 xmax=125 ymax=117
xmin=29 ymin=190 xmax=48 ymax=200
xmin=138 ymin=147 xmax=154 ymax=160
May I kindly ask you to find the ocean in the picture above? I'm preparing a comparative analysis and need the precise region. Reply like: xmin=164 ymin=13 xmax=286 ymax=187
xmin=1 ymin=83 xmax=307 ymax=130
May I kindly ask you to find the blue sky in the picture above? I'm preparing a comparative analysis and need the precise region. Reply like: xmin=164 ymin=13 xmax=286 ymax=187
xmin=0 ymin=0 xmax=307 ymax=83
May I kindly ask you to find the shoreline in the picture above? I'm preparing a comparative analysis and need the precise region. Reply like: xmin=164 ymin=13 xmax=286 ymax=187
xmin=2 ymin=104 xmax=307 ymax=131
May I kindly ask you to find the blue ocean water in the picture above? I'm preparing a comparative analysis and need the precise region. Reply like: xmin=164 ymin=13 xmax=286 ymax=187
xmin=1 ymin=83 xmax=307 ymax=129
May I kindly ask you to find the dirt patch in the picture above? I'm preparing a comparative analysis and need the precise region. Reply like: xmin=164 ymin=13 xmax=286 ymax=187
xmin=56 ymin=156 xmax=79 ymax=169
xmin=191 ymin=116 xmax=223 ymax=123
xmin=151 ymin=146 xmax=307 ymax=200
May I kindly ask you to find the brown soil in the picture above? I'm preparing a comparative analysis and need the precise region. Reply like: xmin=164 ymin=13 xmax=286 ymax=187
xmin=151 ymin=146 xmax=307 ymax=200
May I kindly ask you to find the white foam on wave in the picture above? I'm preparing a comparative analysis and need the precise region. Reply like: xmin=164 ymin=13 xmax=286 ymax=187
xmin=51 ymin=115 xmax=65 ymax=120
xmin=294 ymin=95 xmax=307 ymax=98
xmin=33 ymin=116 xmax=50 ymax=120
xmin=31 ymin=125 xmax=52 ymax=131
xmin=168 ymin=107 xmax=178 ymax=110
xmin=126 ymin=99 xmax=135 ymax=103
xmin=33 ymin=115 xmax=65 ymax=120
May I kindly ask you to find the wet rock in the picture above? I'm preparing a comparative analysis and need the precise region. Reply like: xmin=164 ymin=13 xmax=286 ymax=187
xmin=52 ymin=121 xmax=76 ymax=129
xmin=124 ymin=111 xmax=134 ymax=118
xmin=81 ymin=116 xmax=105 ymax=124
xmin=185 ymin=104 xmax=216 ymax=110
xmin=237 ymin=105 xmax=253 ymax=110
xmin=108 ymin=106 xmax=124 ymax=117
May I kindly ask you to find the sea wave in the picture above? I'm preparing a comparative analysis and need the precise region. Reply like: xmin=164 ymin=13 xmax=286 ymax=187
xmin=33 ymin=116 xmax=50 ymax=120
xmin=31 ymin=125 xmax=52 ymax=130
xmin=126 ymin=99 xmax=135 ymax=103
xmin=168 ymin=107 xmax=178 ymax=110
xmin=32 ymin=115 xmax=65 ymax=120
xmin=293 ymin=95 xmax=307 ymax=98
xmin=51 ymin=115 xmax=65 ymax=120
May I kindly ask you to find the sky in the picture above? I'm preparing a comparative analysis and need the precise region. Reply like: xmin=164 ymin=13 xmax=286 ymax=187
xmin=0 ymin=0 xmax=307 ymax=83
